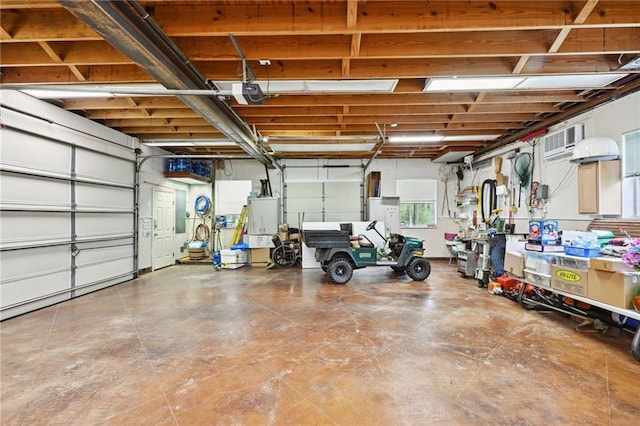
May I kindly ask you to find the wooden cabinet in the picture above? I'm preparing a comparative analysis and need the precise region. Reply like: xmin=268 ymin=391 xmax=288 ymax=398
xmin=367 ymin=171 xmax=381 ymax=197
xmin=577 ymin=160 xmax=621 ymax=215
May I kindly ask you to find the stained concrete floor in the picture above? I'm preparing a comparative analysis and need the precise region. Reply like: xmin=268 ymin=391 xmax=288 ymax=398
xmin=1 ymin=259 xmax=640 ymax=425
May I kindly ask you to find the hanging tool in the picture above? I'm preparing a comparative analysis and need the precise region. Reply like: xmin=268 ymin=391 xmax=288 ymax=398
xmin=263 ymin=163 xmax=273 ymax=197
xmin=513 ymin=152 xmax=533 ymax=208
xmin=441 ymin=179 xmax=451 ymax=217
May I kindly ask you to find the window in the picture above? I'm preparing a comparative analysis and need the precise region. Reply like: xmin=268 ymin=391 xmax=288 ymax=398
xmin=623 ymin=129 xmax=640 ymax=177
xmin=396 ymin=179 xmax=437 ymax=227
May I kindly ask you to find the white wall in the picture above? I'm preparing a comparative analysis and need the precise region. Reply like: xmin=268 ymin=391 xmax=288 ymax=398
xmin=448 ymin=91 xmax=640 ymax=243
xmin=135 ymin=145 xmax=193 ymax=269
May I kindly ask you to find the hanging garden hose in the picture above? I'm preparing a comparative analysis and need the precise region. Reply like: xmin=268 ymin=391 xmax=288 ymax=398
xmin=194 ymin=194 xmax=211 ymax=217
xmin=191 ymin=194 xmax=211 ymax=247
xmin=194 ymin=223 xmax=211 ymax=242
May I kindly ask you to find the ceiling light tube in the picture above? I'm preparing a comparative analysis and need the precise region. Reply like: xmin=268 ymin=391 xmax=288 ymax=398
xmin=388 ymin=135 xmax=444 ymax=143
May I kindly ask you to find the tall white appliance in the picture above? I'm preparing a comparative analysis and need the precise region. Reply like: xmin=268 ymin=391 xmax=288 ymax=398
xmin=368 ymin=196 xmax=400 ymax=235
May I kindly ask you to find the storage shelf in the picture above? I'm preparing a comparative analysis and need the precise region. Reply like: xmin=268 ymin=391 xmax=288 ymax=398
xmin=164 ymin=172 xmax=211 ymax=185
xmin=508 ymin=272 xmax=640 ymax=320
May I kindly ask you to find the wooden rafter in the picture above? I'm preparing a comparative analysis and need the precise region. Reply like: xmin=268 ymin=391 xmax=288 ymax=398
xmin=1 ymin=0 xmax=638 ymax=160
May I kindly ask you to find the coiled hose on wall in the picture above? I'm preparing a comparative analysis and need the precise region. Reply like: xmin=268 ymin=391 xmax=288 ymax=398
xmin=481 ymin=179 xmax=497 ymax=224
xmin=192 ymin=195 xmax=211 ymax=243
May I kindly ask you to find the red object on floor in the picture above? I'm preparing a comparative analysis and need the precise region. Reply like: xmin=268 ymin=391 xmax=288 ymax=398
xmin=497 ymin=275 xmax=516 ymax=291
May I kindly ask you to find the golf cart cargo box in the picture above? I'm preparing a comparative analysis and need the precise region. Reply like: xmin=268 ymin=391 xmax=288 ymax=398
xmin=302 ymin=230 xmax=350 ymax=248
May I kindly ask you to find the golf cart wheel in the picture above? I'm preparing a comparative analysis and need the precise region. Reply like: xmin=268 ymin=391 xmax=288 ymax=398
xmin=327 ymin=257 xmax=353 ymax=284
xmin=390 ymin=266 xmax=406 ymax=274
xmin=406 ymin=257 xmax=431 ymax=281
xmin=273 ymin=245 xmax=295 ymax=268
xmin=632 ymin=328 xmax=640 ymax=362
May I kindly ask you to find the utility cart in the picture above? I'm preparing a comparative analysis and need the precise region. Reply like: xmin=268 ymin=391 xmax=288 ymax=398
xmin=302 ymin=220 xmax=431 ymax=284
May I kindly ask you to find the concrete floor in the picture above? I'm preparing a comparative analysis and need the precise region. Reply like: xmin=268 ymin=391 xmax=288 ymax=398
xmin=2 ymin=259 xmax=639 ymax=425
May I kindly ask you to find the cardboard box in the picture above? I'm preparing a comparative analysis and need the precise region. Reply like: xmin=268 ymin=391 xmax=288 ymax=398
xmin=528 ymin=220 xmax=560 ymax=245
xmin=221 ymin=248 xmax=248 ymax=269
xmin=504 ymin=251 xmax=525 ymax=277
xmin=247 ymin=234 xmax=275 ymax=248
xmin=551 ymin=265 xmax=588 ymax=297
xmin=250 ymin=248 xmax=271 ymax=265
xmin=587 ymin=269 xmax=640 ymax=309
xmin=590 ymin=257 xmax=635 ymax=273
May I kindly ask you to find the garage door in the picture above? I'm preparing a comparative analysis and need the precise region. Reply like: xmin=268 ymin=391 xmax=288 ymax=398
xmin=283 ymin=162 xmax=363 ymax=226
xmin=1 ymin=92 xmax=136 ymax=320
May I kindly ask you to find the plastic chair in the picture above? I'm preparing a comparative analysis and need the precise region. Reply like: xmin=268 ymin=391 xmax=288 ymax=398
xmin=444 ymin=232 xmax=458 ymax=265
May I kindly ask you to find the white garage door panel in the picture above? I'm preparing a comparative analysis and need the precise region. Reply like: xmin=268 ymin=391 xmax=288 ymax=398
xmin=1 ymin=129 xmax=71 ymax=174
xmin=324 ymin=212 xmax=361 ymax=221
xmin=1 ymin=246 xmax=70 ymax=279
xmin=75 ymin=150 xmax=133 ymax=185
xmin=287 ymin=182 xmax=323 ymax=197
xmin=1 ymin=271 xmax=71 ymax=308
xmin=287 ymin=197 xmax=322 ymax=212
xmin=76 ymin=214 xmax=133 ymax=237
xmin=76 ymin=257 xmax=133 ymax=287
xmin=290 ymin=212 xmax=323 ymax=223
xmin=1 ymin=212 xmax=70 ymax=243
xmin=326 ymin=168 xmax=361 ymax=181
xmin=76 ymin=184 xmax=132 ymax=210
xmin=75 ymin=245 xmax=132 ymax=266
xmin=1 ymin=174 xmax=70 ymax=206
xmin=325 ymin=197 xmax=358 ymax=212
xmin=325 ymin=181 xmax=359 ymax=197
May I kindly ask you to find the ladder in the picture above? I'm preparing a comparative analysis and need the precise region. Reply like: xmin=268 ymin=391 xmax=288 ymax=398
xmin=230 ymin=205 xmax=248 ymax=246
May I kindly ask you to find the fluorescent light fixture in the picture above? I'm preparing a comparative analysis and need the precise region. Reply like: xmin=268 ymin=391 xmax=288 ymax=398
xmin=424 ymin=74 xmax=628 ymax=92
xmin=432 ymin=150 xmax=474 ymax=163
xmin=269 ymin=143 xmax=376 ymax=152
xmin=620 ymin=57 xmax=640 ymax=70
xmin=425 ymin=77 xmax=524 ymax=92
xmin=442 ymin=135 xmax=500 ymax=141
xmin=213 ymin=79 xmax=398 ymax=94
xmin=388 ymin=135 xmax=444 ymax=143
xmin=388 ymin=134 xmax=500 ymax=143
xmin=517 ymin=74 xmax=625 ymax=89
xmin=304 ymin=79 xmax=398 ymax=93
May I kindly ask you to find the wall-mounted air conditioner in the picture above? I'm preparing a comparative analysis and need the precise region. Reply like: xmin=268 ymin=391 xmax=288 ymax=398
xmin=542 ymin=124 xmax=584 ymax=160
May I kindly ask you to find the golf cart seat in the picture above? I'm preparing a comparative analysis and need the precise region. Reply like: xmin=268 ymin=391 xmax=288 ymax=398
xmin=356 ymin=234 xmax=375 ymax=248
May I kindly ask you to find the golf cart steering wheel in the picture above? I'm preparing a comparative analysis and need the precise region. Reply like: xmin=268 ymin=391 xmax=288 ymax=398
xmin=366 ymin=220 xmax=377 ymax=231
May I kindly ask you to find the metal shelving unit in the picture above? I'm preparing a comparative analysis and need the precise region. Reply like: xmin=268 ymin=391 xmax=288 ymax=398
xmin=508 ymin=271 xmax=640 ymax=362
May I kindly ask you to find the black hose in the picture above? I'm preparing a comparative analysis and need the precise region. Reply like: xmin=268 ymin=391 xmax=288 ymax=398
xmin=481 ymin=179 xmax=497 ymax=223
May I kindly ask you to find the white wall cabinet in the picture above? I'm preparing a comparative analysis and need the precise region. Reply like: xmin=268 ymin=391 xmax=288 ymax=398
xmin=248 ymin=197 xmax=280 ymax=235
xmin=578 ymin=160 xmax=621 ymax=215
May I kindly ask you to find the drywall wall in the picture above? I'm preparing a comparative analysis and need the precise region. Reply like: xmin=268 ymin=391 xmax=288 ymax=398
xmin=456 ymin=90 xmax=640 ymax=235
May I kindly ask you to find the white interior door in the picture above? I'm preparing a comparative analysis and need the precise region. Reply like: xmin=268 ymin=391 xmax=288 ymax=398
xmin=153 ymin=188 xmax=175 ymax=270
